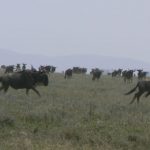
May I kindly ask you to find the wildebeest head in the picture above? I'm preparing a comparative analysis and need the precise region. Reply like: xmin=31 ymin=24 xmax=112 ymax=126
xmin=29 ymin=71 xmax=49 ymax=86
xmin=39 ymin=73 xmax=49 ymax=86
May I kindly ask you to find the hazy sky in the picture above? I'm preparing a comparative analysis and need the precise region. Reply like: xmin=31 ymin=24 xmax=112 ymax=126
xmin=0 ymin=0 xmax=150 ymax=62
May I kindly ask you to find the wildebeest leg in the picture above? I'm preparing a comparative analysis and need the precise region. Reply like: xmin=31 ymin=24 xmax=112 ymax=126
xmin=129 ymin=94 xmax=137 ymax=104
xmin=26 ymin=89 xmax=29 ymax=95
xmin=31 ymin=87 xmax=41 ymax=97
xmin=4 ymin=86 xmax=9 ymax=93
xmin=124 ymin=77 xmax=126 ymax=83
xmin=136 ymin=91 xmax=144 ymax=104
xmin=145 ymin=91 xmax=150 ymax=98
xmin=0 ymin=85 xmax=9 ymax=93
xmin=0 ymin=86 xmax=4 ymax=91
xmin=130 ymin=91 xmax=144 ymax=104
xmin=92 ymin=76 xmax=95 ymax=81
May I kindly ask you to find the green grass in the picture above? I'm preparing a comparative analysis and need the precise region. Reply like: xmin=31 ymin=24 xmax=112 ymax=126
xmin=0 ymin=73 xmax=150 ymax=150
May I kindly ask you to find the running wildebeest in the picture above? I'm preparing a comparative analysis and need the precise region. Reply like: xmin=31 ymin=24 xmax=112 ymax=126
xmin=125 ymin=81 xmax=150 ymax=104
xmin=0 ymin=71 xmax=49 ymax=97
xmin=64 ymin=69 xmax=72 ymax=79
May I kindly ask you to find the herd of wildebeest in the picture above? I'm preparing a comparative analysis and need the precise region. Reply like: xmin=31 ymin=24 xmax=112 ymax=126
xmin=0 ymin=64 xmax=150 ymax=104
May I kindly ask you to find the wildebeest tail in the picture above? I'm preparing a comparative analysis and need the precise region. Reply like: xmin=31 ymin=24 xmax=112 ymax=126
xmin=0 ymin=76 xmax=2 ymax=82
xmin=124 ymin=83 xmax=139 ymax=95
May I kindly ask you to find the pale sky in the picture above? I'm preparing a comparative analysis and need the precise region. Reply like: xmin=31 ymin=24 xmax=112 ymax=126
xmin=0 ymin=0 xmax=150 ymax=62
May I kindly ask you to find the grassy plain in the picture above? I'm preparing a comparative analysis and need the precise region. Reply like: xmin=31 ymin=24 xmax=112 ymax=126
xmin=0 ymin=73 xmax=150 ymax=150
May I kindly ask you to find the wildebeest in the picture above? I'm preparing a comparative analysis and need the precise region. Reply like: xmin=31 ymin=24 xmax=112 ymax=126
xmin=122 ymin=70 xmax=135 ymax=83
xmin=72 ymin=67 xmax=87 ymax=74
xmin=39 ymin=65 xmax=56 ymax=74
xmin=31 ymin=65 xmax=37 ymax=72
xmin=112 ymin=69 xmax=122 ymax=77
xmin=91 ymin=68 xmax=103 ymax=81
xmin=137 ymin=69 xmax=148 ymax=80
xmin=64 ymin=69 xmax=72 ymax=79
xmin=5 ymin=65 xmax=14 ymax=73
xmin=22 ymin=63 xmax=27 ymax=71
xmin=125 ymin=81 xmax=150 ymax=104
xmin=16 ymin=64 xmax=21 ymax=72
xmin=0 ymin=71 xmax=48 ymax=97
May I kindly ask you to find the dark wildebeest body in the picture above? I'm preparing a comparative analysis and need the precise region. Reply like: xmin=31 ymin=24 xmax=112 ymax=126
xmin=125 ymin=81 xmax=150 ymax=104
xmin=122 ymin=70 xmax=135 ymax=83
xmin=112 ymin=70 xmax=118 ymax=77
xmin=5 ymin=65 xmax=14 ymax=73
xmin=112 ymin=69 xmax=122 ymax=77
xmin=22 ymin=64 xmax=27 ymax=71
xmin=64 ymin=69 xmax=72 ymax=79
xmin=16 ymin=64 xmax=21 ymax=72
xmin=72 ymin=67 xmax=87 ymax=74
xmin=39 ymin=65 xmax=56 ymax=74
xmin=137 ymin=70 xmax=148 ymax=80
xmin=91 ymin=69 xmax=103 ymax=81
xmin=0 ymin=71 xmax=48 ymax=97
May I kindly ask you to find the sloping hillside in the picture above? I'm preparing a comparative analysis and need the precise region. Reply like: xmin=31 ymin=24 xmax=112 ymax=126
xmin=0 ymin=49 xmax=150 ymax=72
